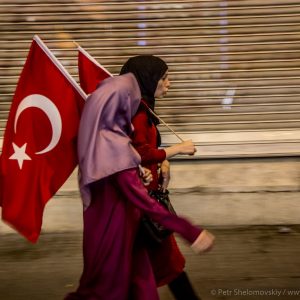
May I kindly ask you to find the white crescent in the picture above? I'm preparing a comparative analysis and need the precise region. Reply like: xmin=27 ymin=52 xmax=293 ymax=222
xmin=14 ymin=94 xmax=62 ymax=155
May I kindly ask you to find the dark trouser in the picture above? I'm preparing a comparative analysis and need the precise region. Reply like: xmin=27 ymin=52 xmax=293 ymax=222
xmin=168 ymin=271 xmax=201 ymax=300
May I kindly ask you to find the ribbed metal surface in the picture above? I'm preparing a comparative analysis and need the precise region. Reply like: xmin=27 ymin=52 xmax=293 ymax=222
xmin=0 ymin=0 xmax=299 ymax=157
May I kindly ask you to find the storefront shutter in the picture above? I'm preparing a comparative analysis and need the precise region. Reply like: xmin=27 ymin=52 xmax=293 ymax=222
xmin=0 ymin=0 xmax=299 ymax=158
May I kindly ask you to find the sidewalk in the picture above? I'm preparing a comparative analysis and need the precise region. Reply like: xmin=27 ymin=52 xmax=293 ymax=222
xmin=1 ymin=225 xmax=299 ymax=300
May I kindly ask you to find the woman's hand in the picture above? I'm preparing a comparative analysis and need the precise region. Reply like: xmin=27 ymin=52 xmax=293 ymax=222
xmin=177 ymin=140 xmax=197 ymax=155
xmin=164 ymin=139 xmax=197 ymax=159
xmin=160 ymin=160 xmax=170 ymax=191
xmin=138 ymin=165 xmax=153 ymax=186
xmin=191 ymin=229 xmax=215 ymax=254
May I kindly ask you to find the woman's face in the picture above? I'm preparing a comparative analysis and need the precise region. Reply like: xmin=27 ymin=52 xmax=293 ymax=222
xmin=154 ymin=71 xmax=170 ymax=98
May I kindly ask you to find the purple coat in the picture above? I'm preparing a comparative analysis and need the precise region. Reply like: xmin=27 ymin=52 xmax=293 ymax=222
xmin=66 ymin=168 xmax=201 ymax=300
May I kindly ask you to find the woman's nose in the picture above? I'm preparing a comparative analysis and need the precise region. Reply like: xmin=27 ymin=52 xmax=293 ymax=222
xmin=166 ymin=79 xmax=171 ymax=88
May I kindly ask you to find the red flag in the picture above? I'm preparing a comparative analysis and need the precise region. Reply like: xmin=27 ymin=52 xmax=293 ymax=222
xmin=78 ymin=45 xmax=112 ymax=94
xmin=0 ymin=35 xmax=86 ymax=242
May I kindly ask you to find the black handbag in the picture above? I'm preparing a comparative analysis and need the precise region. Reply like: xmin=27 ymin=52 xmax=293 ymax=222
xmin=141 ymin=189 xmax=177 ymax=244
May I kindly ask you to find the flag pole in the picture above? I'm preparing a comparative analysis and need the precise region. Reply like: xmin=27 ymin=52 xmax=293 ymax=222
xmin=147 ymin=107 xmax=184 ymax=142
xmin=73 ymin=40 xmax=80 ymax=48
xmin=33 ymin=35 xmax=87 ymax=100
xmin=74 ymin=41 xmax=113 ymax=77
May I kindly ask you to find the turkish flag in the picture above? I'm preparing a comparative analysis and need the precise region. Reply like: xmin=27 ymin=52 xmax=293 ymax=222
xmin=0 ymin=36 xmax=86 ymax=242
xmin=78 ymin=46 xmax=112 ymax=94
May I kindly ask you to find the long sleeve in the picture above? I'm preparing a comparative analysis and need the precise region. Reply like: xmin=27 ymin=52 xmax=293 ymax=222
xmin=132 ymin=111 xmax=166 ymax=164
xmin=114 ymin=168 xmax=202 ymax=244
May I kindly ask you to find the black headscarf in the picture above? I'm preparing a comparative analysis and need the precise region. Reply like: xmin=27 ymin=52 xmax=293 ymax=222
xmin=120 ymin=55 xmax=168 ymax=115
xmin=120 ymin=55 xmax=167 ymax=146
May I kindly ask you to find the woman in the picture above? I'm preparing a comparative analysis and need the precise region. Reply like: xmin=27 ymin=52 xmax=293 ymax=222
xmin=65 ymin=73 xmax=214 ymax=300
xmin=120 ymin=55 xmax=205 ymax=300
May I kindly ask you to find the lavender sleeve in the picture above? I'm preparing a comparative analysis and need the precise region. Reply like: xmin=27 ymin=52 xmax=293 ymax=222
xmin=114 ymin=168 xmax=202 ymax=244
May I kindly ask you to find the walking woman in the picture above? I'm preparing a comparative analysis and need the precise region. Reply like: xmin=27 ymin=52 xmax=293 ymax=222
xmin=65 ymin=73 xmax=214 ymax=300
xmin=120 ymin=55 xmax=206 ymax=300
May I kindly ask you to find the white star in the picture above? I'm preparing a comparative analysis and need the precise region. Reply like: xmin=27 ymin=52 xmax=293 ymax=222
xmin=9 ymin=143 xmax=31 ymax=169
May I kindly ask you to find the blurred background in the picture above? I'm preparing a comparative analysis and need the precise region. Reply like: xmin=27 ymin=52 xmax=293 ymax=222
xmin=0 ymin=0 xmax=300 ymax=157
xmin=0 ymin=1 xmax=299 ymax=299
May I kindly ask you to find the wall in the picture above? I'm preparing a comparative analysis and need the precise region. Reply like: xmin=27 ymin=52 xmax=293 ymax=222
xmin=1 ymin=157 xmax=299 ymax=234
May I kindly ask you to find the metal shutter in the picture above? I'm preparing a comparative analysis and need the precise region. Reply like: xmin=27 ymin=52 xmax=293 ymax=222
xmin=0 ymin=0 xmax=299 ymax=158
